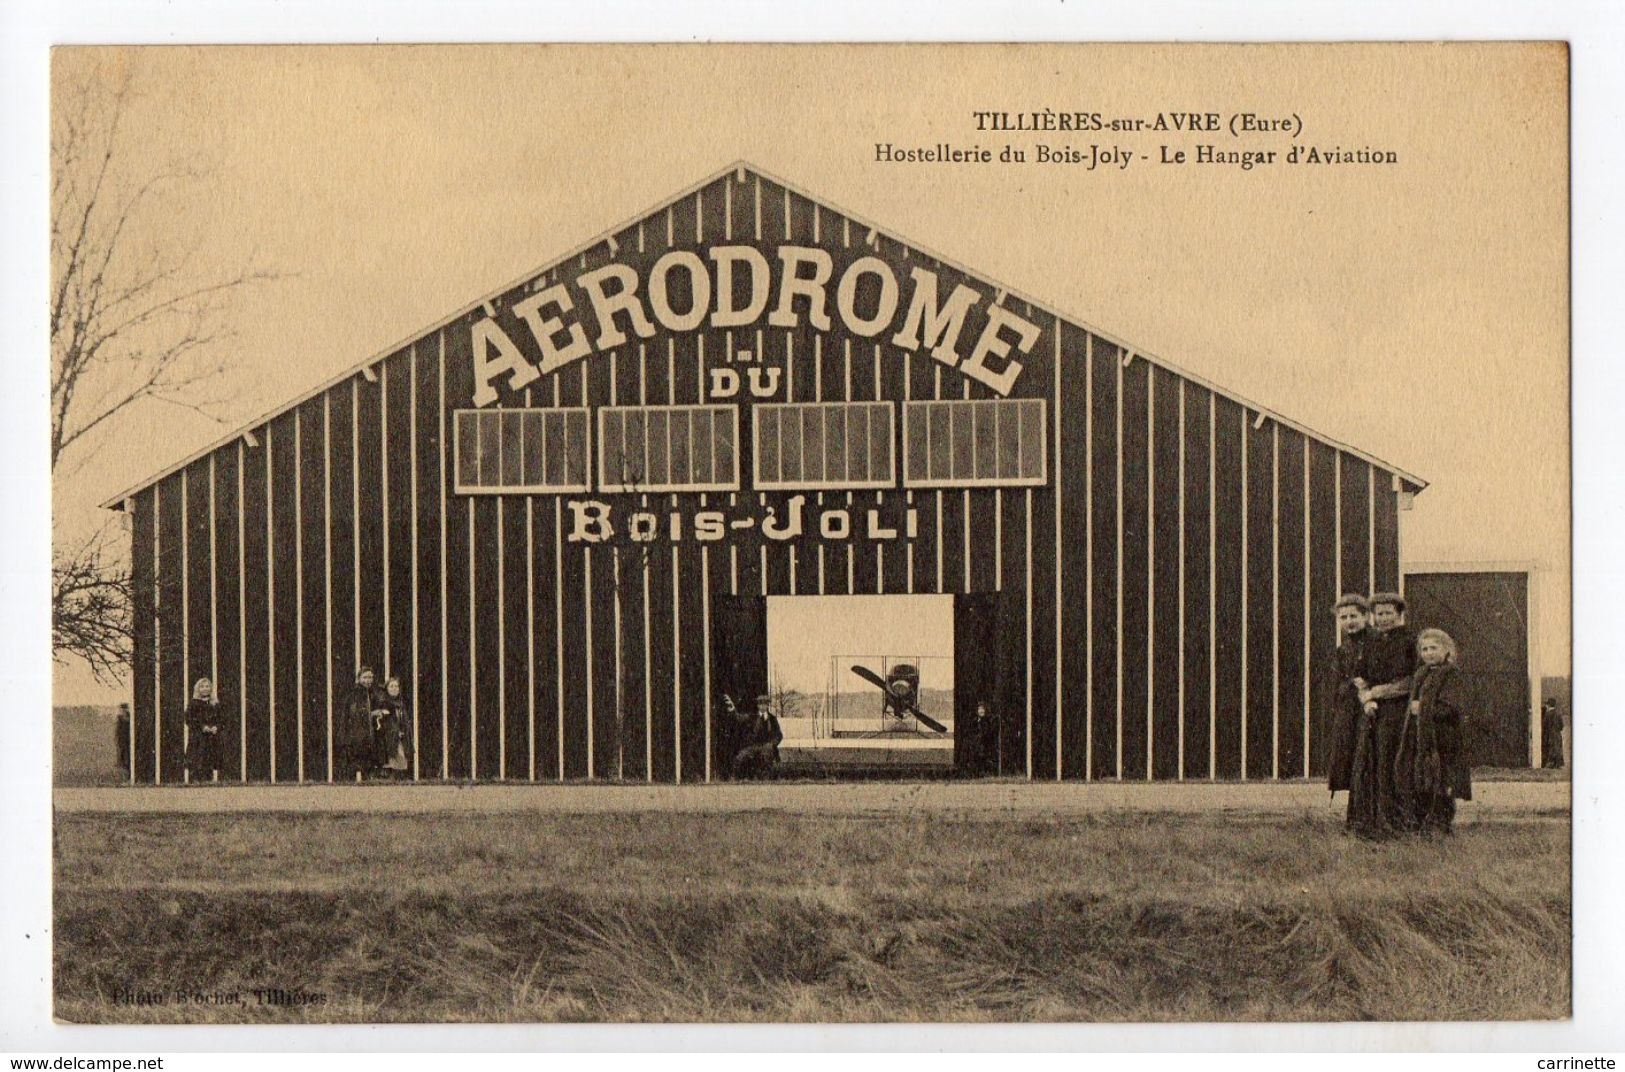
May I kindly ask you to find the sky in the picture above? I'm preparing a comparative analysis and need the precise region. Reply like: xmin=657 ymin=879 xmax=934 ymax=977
xmin=49 ymin=43 xmax=1569 ymax=702
xmin=767 ymin=594 xmax=955 ymax=695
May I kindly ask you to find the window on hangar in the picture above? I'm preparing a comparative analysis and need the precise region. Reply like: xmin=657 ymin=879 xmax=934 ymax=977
xmin=453 ymin=408 xmax=592 ymax=494
xmin=599 ymin=404 xmax=740 ymax=493
xmin=754 ymin=401 xmax=895 ymax=491
xmin=903 ymin=398 xmax=1046 ymax=488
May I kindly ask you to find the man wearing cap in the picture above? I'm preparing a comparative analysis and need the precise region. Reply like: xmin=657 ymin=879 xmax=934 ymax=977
xmin=721 ymin=693 xmax=784 ymax=780
xmin=1355 ymin=592 xmax=1419 ymax=836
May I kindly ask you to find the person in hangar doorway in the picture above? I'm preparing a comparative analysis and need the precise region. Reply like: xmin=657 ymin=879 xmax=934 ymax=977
xmin=720 ymin=693 xmax=783 ymax=780
xmin=961 ymin=699 xmax=1003 ymax=777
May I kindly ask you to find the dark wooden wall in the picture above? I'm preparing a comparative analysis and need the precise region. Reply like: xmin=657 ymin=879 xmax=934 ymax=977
xmin=125 ymin=167 xmax=1411 ymax=783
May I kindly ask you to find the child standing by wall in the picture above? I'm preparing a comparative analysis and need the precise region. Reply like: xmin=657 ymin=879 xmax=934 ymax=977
xmin=1396 ymin=627 xmax=1473 ymax=834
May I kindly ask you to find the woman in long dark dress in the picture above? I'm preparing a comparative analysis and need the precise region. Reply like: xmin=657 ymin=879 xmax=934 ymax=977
xmin=341 ymin=666 xmax=382 ymax=781
xmin=184 ymin=677 xmax=226 ymax=783
xmin=378 ymin=676 xmax=413 ymax=780
xmin=1354 ymin=592 xmax=1419 ymax=837
xmin=1325 ymin=594 xmax=1374 ymax=833
xmin=1395 ymin=628 xmax=1473 ymax=834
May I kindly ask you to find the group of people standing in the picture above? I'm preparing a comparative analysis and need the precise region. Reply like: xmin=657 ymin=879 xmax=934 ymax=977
xmin=1326 ymin=591 xmax=1472 ymax=839
xmin=180 ymin=609 xmax=1468 ymax=805
xmin=181 ymin=667 xmax=413 ymax=782
xmin=341 ymin=667 xmax=413 ymax=780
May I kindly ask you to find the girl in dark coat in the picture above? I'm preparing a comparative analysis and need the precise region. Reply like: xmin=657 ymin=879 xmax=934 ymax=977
xmin=184 ymin=677 xmax=226 ymax=783
xmin=1395 ymin=628 xmax=1473 ymax=834
xmin=342 ymin=666 xmax=382 ymax=781
xmin=379 ymin=676 xmax=413 ymax=779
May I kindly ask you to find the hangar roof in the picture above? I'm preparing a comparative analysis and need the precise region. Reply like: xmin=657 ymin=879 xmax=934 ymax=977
xmin=101 ymin=160 xmax=1427 ymax=509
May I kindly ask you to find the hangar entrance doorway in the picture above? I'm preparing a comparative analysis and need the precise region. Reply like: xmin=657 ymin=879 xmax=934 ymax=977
xmin=713 ymin=593 xmax=993 ymax=778
xmin=1403 ymin=568 xmax=1538 ymax=767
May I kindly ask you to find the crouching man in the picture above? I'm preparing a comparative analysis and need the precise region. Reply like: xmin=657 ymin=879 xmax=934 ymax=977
xmin=721 ymin=693 xmax=783 ymax=780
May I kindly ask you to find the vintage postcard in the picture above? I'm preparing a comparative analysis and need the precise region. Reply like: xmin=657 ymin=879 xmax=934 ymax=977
xmin=49 ymin=43 xmax=1569 ymax=1025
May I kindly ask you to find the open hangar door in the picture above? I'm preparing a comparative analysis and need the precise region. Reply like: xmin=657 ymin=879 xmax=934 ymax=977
xmin=711 ymin=595 xmax=770 ymax=779
xmin=953 ymin=592 xmax=1024 ymax=777
xmin=1403 ymin=566 xmax=1538 ymax=768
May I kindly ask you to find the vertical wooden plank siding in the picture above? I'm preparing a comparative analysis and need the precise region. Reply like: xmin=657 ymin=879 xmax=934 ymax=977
xmin=116 ymin=166 xmax=1415 ymax=784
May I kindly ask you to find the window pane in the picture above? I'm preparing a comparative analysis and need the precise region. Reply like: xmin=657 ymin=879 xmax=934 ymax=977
xmin=498 ymin=411 xmax=522 ymax=487
xmin=669 ymin=409 xmax=692 ymax=487
xmin=951 ymin=405 xmax=973 ymax=481
xmin=906 ymin=403 xmax=928 ymax=482
xmin=565 ymin=411 xmax=588 ymax=488
xmin=929 ymin=403 xmax=952 ymax=481
xmin=477 ymin=411 xmax=502 ymax=486
xmin=646 ymin=409 xmax=669 ymax=487
xmin=544 ymin=411 xmax=565 ymax=487
xmin=847 ymin=404 xmax=869 ymax=481
xmin=803 ymin=407 xmax=825 ymax=483
xmin=714 ymin=409 xmax=736 ymax=483
xmin=1020 ymin=400 xmax=1044 ymax=479
xmin=780 ymin=407 xmax=802 ymax=483
xmin=997 ymin=401 xmax=1021 ymax=479
xmin=621 ymin=409 xmax=645 ymax=487
xmin=522 ymin=411 xmax=544 ymax=486
xmin=868 ymin=403 xmax=889 ymax=481
xmin=757 ymin=407 xmax=779 ymax=485
xmin=601 ymin=410 xmax=625 ymax=489
xmin=495 ymin=412 xmax=511 ymax=486
xmin=691 ymin=409 xmax=714 ymax=485
xmin=973 ymin=404 xmax=996 ymax=480
xmin=824 ymin=406 xmax=847 ymax=482
xmin=456 ymin=412 xmax=480 ymax=488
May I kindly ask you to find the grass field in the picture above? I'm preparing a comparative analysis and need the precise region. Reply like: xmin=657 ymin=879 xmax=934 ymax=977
xmin=54 ymin=806 xmax=1569 ymax=1023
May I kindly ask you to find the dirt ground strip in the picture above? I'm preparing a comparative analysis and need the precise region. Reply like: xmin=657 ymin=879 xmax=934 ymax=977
xmin=54 ymin=779 xmax=1569 ymax=818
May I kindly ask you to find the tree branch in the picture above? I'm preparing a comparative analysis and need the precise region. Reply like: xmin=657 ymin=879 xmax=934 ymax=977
xmin=52 ymin=525 xmax=133 ymax=687
xmin=50 ymin=59 xmax=286 ymax=681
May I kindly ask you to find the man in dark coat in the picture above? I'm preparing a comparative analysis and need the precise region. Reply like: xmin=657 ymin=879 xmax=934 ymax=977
xmin=962 ymin=700 xmax=1000 ymax=777
xmin=114 ymin=703 xmax=132 ymax=781
xmin=1356 ymin=592 xmax=1418 ymax=836
xmin=722 ymin=693 xmax=783 ymax=780
xmin=1540 ymin=699 xmax=1564 ymax=768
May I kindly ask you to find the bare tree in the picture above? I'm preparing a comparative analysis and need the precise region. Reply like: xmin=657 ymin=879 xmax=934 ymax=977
xmin=769 ymin=668 xmax=807 ymax=722
xmin=51 ymin=527 xmax=132 ymax=686
xmin=51 ymin=61 xmax=278 ymax=684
